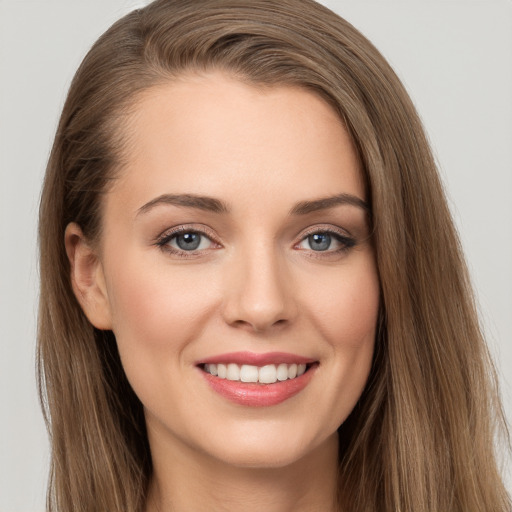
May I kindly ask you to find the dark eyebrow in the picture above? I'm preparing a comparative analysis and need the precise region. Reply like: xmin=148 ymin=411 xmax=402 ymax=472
xmin=137 ymin=194 xmax=230 ymax=216
xmin=137 ymin=192 xmax=368 ymax=218
xmin=289 ymin=193 xmax=369 ymax=215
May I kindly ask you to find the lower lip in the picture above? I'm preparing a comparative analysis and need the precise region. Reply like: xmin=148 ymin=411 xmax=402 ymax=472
xmin=199 ymin=365 xmax=316 ymax=407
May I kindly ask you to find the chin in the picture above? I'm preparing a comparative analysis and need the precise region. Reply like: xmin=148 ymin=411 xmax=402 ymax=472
xmin=216 ymin=446 xmax=305 ymax=469
xmin=200 ymin=422 xmax=337 ymax=470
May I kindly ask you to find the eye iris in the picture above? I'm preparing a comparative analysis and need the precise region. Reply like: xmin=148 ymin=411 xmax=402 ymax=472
xmin=308 ymin=233 xmax=331 ymax=251
xmin=176 ymin=232 xmax=201 ymax=250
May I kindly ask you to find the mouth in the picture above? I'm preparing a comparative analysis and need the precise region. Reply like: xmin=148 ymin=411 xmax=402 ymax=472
xmin=196 ymin=352 xmax=318 ymax=407
xmin=201 ymin=362 xmax=311 ymax=384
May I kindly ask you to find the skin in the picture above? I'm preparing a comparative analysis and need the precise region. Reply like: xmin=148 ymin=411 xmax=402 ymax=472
xmin=66 ymin=72 xmax=380 ymax=512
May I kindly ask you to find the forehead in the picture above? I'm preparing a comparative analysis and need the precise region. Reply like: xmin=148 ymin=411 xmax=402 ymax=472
xmin=107 ymin=72 xmax=365 ymax=216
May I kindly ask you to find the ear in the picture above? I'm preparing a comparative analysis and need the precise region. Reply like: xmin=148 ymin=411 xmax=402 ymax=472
xmin=64 ymin=222 xmax=113 ymax=330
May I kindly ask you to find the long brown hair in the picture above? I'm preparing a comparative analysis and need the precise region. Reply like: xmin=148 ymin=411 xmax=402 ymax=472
xmin=38 ymin=1 xmax=510 ymax=510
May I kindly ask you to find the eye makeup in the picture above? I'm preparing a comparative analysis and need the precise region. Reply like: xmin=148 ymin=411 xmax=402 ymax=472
xmin=153 ymin=221 xmax=359 ymax=261
xmin=154 ymin=224 xmax=222 ymax=259
xmin=294 ymin=224 xmax=356 ymax=257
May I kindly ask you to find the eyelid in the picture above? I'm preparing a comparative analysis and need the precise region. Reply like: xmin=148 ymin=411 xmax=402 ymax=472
xmin=293 ymin=224 xmax=357 ymax=254
xmin=154 ymin=224 xmax=222 ymax=254
xmin=153 ymin=222 xmax=357 ymax=258
xmin=156 ymin=223 xmax=215 ymax=240
xmin=298 ymin=224 xmax=353 ymax=239
xmin=294 ymin=223 xmax=355 ymax=247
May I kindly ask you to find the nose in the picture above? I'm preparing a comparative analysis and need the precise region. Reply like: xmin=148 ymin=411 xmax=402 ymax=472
xmin=221 ymin=243 xmax=297 ymax=333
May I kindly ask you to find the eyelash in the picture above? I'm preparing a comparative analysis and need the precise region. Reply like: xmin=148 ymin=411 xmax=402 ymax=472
xmin=155 ymin=225 xmax=220 ymax=259
xmin=295 ymin=226 xmax=356 ymax=258
xmin=155 ymin=224 xmax=356 ymax=259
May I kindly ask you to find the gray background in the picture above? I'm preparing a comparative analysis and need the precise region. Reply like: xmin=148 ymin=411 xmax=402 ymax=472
xmin=1 ymin=1 xmax=510 ymax=510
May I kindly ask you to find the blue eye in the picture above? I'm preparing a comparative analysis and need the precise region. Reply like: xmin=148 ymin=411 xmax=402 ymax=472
xmin=168 ymin=231 xmax=214 ymax=251
xmin=297 ymin=230 xmax=355 ymax=253
xmin=156 ymin=229 xmax=216 ymax=254
xmin=174 ymin=232 xmax=202 ymax=250
xmin=307 ymin=233 xmax=332 ymax=251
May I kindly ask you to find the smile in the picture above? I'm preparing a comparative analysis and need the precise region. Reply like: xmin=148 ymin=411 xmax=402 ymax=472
xmin=203 ymin=362 xmax=307 ymax=384
xmin=197 ymin=352 xmax=318 ymax=407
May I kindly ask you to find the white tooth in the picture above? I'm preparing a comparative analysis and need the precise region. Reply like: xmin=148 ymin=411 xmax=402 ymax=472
xmin=276 ymin=363 xmax=289 ymax=381
xmin=258 ymin=364 xmax=277 ymax=384
xmin=288 ymin=363 xmax=297 ymax=379
xmin=209 ymin=363 xmax=218 ymax=376
xmin=240 ymin=364 xmax=259 ymax=383
xmin=297 ymin=363 xmax=306 ymax=376
xmin=217 ymin=363 xmax=227 ymax=379
xmin=226 ymin=363 xmax=240 ymax=381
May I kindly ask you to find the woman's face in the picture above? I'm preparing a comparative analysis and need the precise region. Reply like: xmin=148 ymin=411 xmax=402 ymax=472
xmin=87 ymin=72 xmax=379 ymax=468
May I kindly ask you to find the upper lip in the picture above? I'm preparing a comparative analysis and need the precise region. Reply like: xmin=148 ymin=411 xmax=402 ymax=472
xmin=197 ymin=351 xmax=316 ymax=367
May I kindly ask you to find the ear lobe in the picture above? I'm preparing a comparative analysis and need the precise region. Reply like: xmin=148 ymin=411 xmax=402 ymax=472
xmin=64 ymin=222 xmax=113 ymax=330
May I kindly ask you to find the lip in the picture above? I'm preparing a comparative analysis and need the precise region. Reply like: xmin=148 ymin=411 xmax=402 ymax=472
xmin=197 ymin=351 xmax=316 ymax=367
xmin=197 ymin=352 xmax=318 ymax=407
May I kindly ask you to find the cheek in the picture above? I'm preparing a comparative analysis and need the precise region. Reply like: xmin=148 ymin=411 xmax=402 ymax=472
xmin=305 ymin=255 xmax=379 ymax=421
xmin=104 ymin=251 xmax=219 ymax=365
xmin=102 ymin=252 xmax=225 ymax=417
xmin=310 ymin=257 xmax=380 ymax=350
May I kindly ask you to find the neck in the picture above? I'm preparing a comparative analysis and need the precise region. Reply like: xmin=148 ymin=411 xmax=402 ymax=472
xmin=145 ymin=427 xmax=339 ymax=512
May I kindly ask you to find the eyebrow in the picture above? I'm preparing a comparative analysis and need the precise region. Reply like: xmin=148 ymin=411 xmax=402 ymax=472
xmin=137 ymin=194 xmax=230 ymax=216
xmin=136 ymin=192 xmax=369 ymax=217
xmin=289 ymin=193 xmax=369 ymax=215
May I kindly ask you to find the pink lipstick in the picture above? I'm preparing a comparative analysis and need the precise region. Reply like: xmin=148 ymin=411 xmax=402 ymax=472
xmin=196 ymin=351 xmax=318 ymax=407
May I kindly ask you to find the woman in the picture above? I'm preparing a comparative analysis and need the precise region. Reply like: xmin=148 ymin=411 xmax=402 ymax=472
xmin=38 ymin=0 xmax=510 ymax=511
